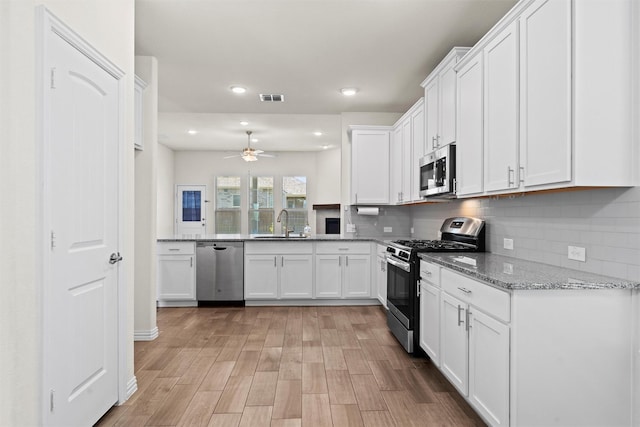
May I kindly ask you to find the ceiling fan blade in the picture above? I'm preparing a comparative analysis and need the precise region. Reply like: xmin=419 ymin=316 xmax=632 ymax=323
xmin=258 ymin=153 xmax=276 ymax=158
xmin=223 ymin=154 xmax=241 ymax=159
xmin=253 ymin=149 xmax=264 ymax=154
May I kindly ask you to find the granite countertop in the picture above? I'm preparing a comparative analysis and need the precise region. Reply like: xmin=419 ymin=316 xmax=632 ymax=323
xmin=419 ymin=252 xmax=640 ymax=291
xmin=157 ymin=234 xmax=395 ymax=245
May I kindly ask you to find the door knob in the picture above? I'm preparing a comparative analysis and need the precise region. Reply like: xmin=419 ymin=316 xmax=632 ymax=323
xmin=109 ymin=252 xmax=123 ymax=264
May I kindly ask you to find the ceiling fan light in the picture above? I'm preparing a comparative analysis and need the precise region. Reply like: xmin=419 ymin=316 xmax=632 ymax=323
xmin=242 ymin=153 xmax=258 ymax=162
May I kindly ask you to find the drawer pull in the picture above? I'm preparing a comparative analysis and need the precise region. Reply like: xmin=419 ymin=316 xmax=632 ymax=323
xmin=423 ymin=271 xmax=432 ymax=276
xmin=338 ymin=248 xmax=349 ymax=251
xmin=457 ymin=305 xmax=464 ymax=326
xmin=458 ymin=287 xmax=472 ymax=294
xmin=168 ymin=248 xmax=180 ymax=251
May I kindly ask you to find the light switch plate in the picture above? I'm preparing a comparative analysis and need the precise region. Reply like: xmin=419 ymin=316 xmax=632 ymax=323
xmin=383 ymin=227 xmax=393 ymax=233
xmin=503 ymin=238 xmax=514 ymax=250
xmin=568 ymin=246 xmax=586 ymax=262
xmin=346 ymin=224 xmax=356 ymax=233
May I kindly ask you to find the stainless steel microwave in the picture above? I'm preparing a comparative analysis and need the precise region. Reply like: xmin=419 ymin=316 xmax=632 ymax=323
xmin=419 ymin=144 xmax=456 ymax=198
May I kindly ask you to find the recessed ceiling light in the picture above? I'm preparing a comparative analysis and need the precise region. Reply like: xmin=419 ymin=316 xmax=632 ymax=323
xmin=251 ymin=138 xmax=259 ymax=143
xmin=240 ymin=121 xmax=249 ymax=126
xmin=321 ymin=145 xmax=331 ymax=150
xmin=313 ymin=131 xmax=323 ymax=136
xmin=187 ymin=129 xmax=198 ymax=135
xmin=340 ymin=87 xmax=358 ymax=96
xmin=230 ymin=86 xmax=247 ymax=94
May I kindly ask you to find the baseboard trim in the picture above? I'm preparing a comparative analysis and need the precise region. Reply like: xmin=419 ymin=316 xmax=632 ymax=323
xmin=244 ymin=298 xmax=381 ymax=307
xmin=126 ymin=375 xmax=138 ymax=401
xmin=134 ymin=326 xmax=159 ymax=341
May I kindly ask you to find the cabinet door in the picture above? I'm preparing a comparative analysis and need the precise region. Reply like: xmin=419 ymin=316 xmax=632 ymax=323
xmin=244 ymin=255 xmax=278 ymax=299
xmin=424 ymin=78 xmax=440 ymax=152
xmin=351 ymin=130 xmax=390 ymax=204
xmin=343 ymin=255 xmax=371 ymax=298
xmin=468 ymin=309 xmax=510 ymax=427
xmin=419 ymin=282 xmax=441 ymax=366
xmin=439 ymin=59 xmax=458 ymax=146
xmin=519 ymin=0 xmax=571 ymax=188
xmin=410 ymin=103 xmax=425 ymax=201
xmin=456 ymin=53 xmax=484 ymax=196
xmin=484 ymin=22 xmax=518 ymax=193
xmin=401 ymin=118 xmax=412 ymax=202
xmin=157 ymin=255 xmax=195 ymax=300
xmin=390 ymin=125 xmax=403 ymax=204
xmin=440 ymin=292 xmax=468 ymax=395
xmin=376 ymin=256 xmax=387 ymax=307
xmin=280 ymin=255 xmax=313 ymax=298
xmin=315 ymin=255 xmax=342 ymax=298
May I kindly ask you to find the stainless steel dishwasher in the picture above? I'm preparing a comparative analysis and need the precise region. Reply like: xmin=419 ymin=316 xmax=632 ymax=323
xmin=196 ymin=241 xmax=244 ymax=304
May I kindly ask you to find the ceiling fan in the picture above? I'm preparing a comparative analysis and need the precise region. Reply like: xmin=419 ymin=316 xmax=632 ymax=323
xmin=224 ymin=131 xmax=275 ymax=162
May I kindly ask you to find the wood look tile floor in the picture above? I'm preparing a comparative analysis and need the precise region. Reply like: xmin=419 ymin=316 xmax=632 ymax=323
xmin=95 ymin=306 xmax=486 ymax=427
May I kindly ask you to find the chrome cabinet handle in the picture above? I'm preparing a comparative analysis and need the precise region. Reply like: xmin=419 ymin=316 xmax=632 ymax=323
xmin=274 ymin=256 xmax=277 ymax=267
xmin=457 ymin=287 xmax=471 ymax=294
xmin=109 ymin=252 xmax=123 ymax=264
xmin=457 ymin=305 xmax=464 ymax=327
xmin=520 ymin=166 xmax=525 ymax=184
xmin=346 ymin=256 xmax=349 ymax=267
xmin=508 ymin=166 xmax=514 ymax=186
xmin=190 ymin=257 xmax=193 ymax=268
xmin=466 ymin=310 xmax=472 ymax=331
xmin=424 ymin=270 xmax=432 ymax=276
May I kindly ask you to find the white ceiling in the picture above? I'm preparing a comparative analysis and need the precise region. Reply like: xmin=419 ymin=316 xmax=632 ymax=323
xmin=135 ymin=0 xmax=518 ymax=153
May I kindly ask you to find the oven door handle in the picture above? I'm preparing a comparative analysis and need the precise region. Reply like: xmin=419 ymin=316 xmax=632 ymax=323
xmin=386 ymin=255 xmax=411 ymax=273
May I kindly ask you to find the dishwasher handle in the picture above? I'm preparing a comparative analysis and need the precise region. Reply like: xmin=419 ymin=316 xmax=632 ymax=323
xmin=213 ymin=247 xmax=227 ymax=250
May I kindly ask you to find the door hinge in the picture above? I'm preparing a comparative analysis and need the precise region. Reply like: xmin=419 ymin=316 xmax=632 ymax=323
xmin=50 ymin=389 xmax=55 ymax=412
xmin=50 ymin=68 xmax=56 ymax=89
xmin=50 ymin=230 xmax=56 ymax=249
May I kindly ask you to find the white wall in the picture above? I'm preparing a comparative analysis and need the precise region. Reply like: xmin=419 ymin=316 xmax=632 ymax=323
xmin=157 ymin=143 xmax=176 ymax=238
xmin=315 ymin=147 xmax=341 ymax=204
xmin=173 ymin=150 xmax=324 ymax=235
xmin=134 ymin=56 xmax=158 ymax=339
xmin=0 ymin=2 xmax=135 ymax=424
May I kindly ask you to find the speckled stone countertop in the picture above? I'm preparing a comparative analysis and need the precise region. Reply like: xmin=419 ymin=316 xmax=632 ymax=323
xmin=419 ymin=252 xmax=640 ymax=291
xmin=157 ymin=234 xmax=395 ymax=246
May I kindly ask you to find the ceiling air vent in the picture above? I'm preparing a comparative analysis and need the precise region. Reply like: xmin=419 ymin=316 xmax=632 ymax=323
xmin=259 ymin=94 xmax=285 ymax=102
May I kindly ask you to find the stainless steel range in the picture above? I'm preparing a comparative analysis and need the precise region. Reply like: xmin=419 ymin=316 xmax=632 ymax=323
xmin=386 ymin=217 xmax=485 ymax=354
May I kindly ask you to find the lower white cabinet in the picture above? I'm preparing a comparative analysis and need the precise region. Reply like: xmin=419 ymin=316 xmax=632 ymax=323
xmin=315 ymin=242 xmax=372 ymax=299
xmin=419 ymin=281 xmax=440 ymax=366
xmin=375 ymin=244 xmax=387 ymax=307
xmin=244 ymin=242 xmax=313 ymax=300
xmin=157 ymin=242 xmax=196 ymax=306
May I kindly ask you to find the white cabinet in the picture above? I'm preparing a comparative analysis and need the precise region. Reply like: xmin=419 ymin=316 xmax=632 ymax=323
xmin=439 ymin=268 xmax=510 ymax=427
xmin=244 ymin=242 xmax=313 ymax=300
xmin=483 ymin=21 xmax=519 ymax=193
xmin=315 ymin=242 xmax=372 ymax=299
xmin=375 ymin=244 xmax=387 ymax=307
xmin=133 ymin=75 xmax=147 ymax=151
xmin=418 ymin=260 xmax=441 ymax=366
xmin=420 ymin=47 xmax=471 ymax=152
xmin=390 ymin=98 xmax=424 ymax=204
xmin=455 ymin=52 xmax=484 ymax=197
xmin=349 ymin=126 xmax=391 ymax=205
xmin=454 ymin=0 xmax=635 ymax=198
xmin=157 ymin=242 xmax=196 ymax=306
xmin=519 ymin=0 xmax=571 ymax=188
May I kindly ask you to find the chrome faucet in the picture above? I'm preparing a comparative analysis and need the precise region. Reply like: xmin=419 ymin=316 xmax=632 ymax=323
xmin=276 ymin=209 xmax=293 ymax=237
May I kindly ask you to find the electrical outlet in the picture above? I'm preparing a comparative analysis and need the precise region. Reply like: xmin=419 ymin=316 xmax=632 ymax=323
xmin=503 ymin=238 xmax=514 ymax=250
xmin=568 ymin=246 xmax=586 ymax=262
xmin=503 ymin=263 xmax=513 ymax=274
xmin=383 ymin=227 xmax=393 ymax=233
xmin=410 ymin=227 xmax=414 ymax=234
xmin=346 ymin=224 xmax=356 ymax=233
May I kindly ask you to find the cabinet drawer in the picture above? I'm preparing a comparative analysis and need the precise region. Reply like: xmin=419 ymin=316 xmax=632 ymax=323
xmin=316 ymin=242 xmax=372 ymax=254
xmin=420 ymin=260 xmax=440 ymax=286
xmin=157 ymin=242 xmax=195 ymax=255
xmin=245 ymin=241 xmax=313 ymax=255
xmin=441 ymin=268 xmax=510 ymax=322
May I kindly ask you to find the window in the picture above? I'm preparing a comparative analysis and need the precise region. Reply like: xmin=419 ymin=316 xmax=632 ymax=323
xmin=282 ymin=176 xmax=308 ymax=233
xmin=182 ymin=190 xmax=201 ymax=222
xmin=249 ymin=176 xmax=274 ymax=234
xmin=215 ymin=176 xmax=241 ymax=233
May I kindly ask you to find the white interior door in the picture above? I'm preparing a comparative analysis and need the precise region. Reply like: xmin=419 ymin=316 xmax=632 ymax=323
xmin=43 ymin=12 xmax=121 ymax=426
xmin=176 ymin=185 xmax=207 ymax=235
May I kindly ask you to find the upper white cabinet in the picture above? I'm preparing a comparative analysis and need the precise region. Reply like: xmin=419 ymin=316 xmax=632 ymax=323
xmin=349 ymin=126 xmax=391 ymax=205
xmin=455 ymin=0 xmax=636 ymax=197
xmin=133 ymin=75 xmax=147 ymax=151
xmin=420 ymin=47 xmax=471 ymax=152
xmin=519 ymin=0 xmax=571 ymax=187
xmin=483 ymin=21 xmax=519 ymax=193
xmin=455 ymin=52 xmax=484 ymax=197
xmin=391 ymin=98 xmax=424 ymax=204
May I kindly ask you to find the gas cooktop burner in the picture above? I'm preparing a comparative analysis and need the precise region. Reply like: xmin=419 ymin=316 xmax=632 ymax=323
xmin=392 ymin=239 xmax=477 ymax=252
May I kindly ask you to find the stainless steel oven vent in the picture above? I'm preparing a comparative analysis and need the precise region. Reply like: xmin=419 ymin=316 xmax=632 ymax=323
xmin=259 ymin=94 xmax=285 ymax=102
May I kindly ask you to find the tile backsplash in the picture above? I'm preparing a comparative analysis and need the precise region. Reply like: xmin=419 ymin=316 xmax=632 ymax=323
xmin=410 ymin=187 xmax=640 ymax=281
